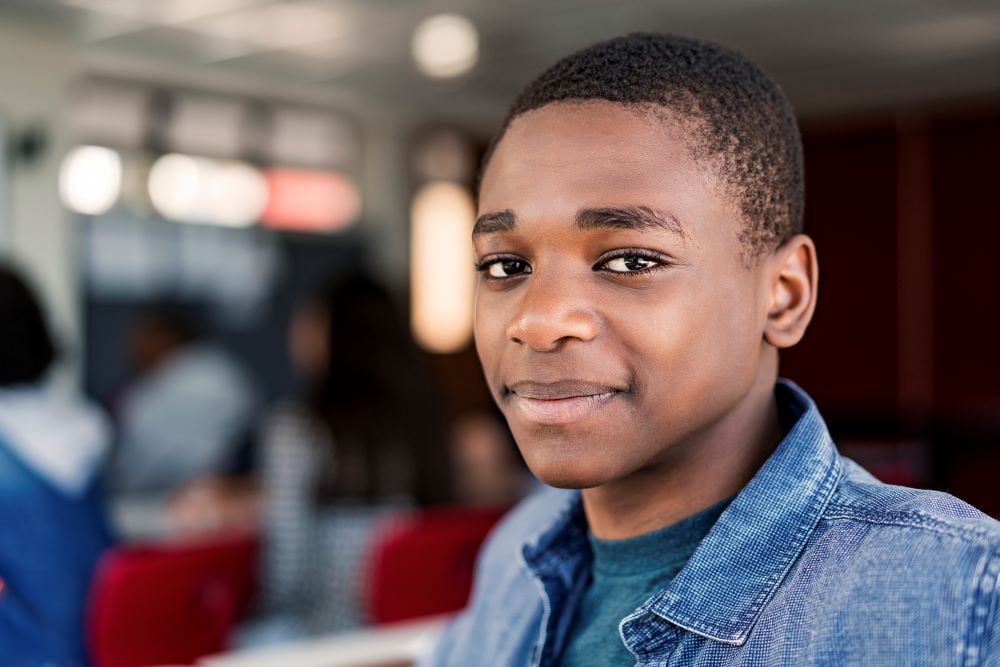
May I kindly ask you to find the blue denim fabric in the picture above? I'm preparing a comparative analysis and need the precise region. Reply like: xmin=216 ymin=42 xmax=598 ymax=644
xmin=425 ymin=381 xmax=1000 ymax=666
xmin=0 ymin=435 xmax=113 ymax=667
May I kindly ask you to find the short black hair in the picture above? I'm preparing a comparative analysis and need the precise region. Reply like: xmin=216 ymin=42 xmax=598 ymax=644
xmin=484 ymin=33 xmax=804 ymax=261
xmin=0 ymin=262 xmax=58 ymax=386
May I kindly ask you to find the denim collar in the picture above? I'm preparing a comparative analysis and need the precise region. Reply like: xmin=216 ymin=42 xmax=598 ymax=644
xmin=521 ymin=489 xmax=589 ymax=587
xmin=520 ymin=379 xmax=842 ymax=648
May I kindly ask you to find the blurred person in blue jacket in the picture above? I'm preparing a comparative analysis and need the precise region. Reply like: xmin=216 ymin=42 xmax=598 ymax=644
xmin=0 ymin=261 xmax=113 ymax=667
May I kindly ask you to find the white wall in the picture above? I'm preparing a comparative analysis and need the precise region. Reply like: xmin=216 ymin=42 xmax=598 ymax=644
xmin=0 ymin=17 xmax=79 ymax=382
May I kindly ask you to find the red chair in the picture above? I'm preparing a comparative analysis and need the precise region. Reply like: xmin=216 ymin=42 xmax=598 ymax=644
xmin=87 ymin=531 xmax=258 ymax=667
xmin=367 ymin=506 xmax=508 ymax=625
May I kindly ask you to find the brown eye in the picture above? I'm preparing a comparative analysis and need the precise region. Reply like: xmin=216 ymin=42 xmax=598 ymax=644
xmin=485 ymin=258 xmax=530 ymax=278
xmin=603 ymin=255 xmax=658 ymax=273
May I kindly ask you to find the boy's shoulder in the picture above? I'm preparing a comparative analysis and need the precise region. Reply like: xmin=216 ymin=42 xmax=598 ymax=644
xmin=826 ymin=457 xmax=1000 ymax=546
xmin=777 ymin=458 xmax=1000 ymax=663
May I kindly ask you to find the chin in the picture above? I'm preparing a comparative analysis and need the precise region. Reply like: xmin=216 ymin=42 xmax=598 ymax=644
xmin=523 ymin=453 xmax=620 ymax=490
xmin=509 ymin=423 xmax=632 ymax=489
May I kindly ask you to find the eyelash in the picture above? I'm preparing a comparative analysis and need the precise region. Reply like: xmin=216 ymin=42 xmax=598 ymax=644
xmin=473 ymin=249 xmax=670 ymax=281
xmin=473 ymin=254 xmax=529 ymax=281
xmin=595 ymin=249 xmax=670 ymax=278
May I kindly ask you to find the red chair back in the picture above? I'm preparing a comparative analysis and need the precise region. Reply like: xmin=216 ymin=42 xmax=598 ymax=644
xmin=87 ymin=531 xmax=257 ymax=667
xmin=367 ymin=507 xmax=508 ymax=625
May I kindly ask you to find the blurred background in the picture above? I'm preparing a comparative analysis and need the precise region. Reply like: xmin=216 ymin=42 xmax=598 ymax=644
xmin=0 ymin=1 xmax=998 ymax=665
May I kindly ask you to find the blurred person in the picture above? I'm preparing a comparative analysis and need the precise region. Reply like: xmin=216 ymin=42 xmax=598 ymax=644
xmin=109 ymin=309 xmax=257 ymax=535
xmin=424 ymin=33 xmax=1000 ymax=666
xmin=243 ymin=273 xmax=454 ymax=643
xmin=0 ymin=262 xmax=113 ymax=666
xmin=450 ymin=410 xmax=530 ymax=507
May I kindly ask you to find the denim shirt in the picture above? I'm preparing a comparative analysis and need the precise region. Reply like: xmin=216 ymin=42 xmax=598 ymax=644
xmin=425 ymin=381 xmax=1000 ymax=666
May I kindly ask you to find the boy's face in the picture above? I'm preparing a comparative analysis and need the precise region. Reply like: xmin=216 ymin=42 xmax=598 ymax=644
xmin=474 ymin=101 xmax=774 ymax=489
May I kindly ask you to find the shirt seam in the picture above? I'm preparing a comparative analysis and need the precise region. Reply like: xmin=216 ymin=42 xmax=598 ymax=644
xmin=822 ymin=507 xmax=1000 ymax=545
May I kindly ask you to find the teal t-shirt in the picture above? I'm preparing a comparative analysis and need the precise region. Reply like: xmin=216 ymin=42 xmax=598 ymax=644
xmin=558 ymin=497 xmax=731 ymax=666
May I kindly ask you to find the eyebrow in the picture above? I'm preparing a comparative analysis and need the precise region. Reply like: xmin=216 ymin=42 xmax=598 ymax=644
xmin=472 ymin=205 xmax=688 ymax=240
xmin=472 ymin=210 xmax=516 ymax=236
xmin=576 ymin=206 xmax=688 ymax=239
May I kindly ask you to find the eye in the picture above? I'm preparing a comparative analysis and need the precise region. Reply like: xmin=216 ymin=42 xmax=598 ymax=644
xmin=476 ymin=256 xmax=532 ymax=279
xmin=603 ymin=255 xmax=658 ymax=273
xmin=596 ymin=250 xmax=667 ymax=275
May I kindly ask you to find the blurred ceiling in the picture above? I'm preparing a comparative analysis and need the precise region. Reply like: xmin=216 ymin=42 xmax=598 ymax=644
xmin=2 ymin=0 xmax=1000 ymax=132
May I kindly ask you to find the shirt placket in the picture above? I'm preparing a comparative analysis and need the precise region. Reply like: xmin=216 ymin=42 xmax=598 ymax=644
xmin=522 ymin=535 xmax=592 ymax=667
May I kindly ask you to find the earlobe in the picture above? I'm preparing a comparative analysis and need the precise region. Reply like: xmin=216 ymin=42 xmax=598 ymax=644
xmin=763 ymin=234 xmax=818 ymax=349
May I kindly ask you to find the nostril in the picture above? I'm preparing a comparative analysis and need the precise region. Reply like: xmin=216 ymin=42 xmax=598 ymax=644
xmin=507 ymin=329 xmax=534 ymax=347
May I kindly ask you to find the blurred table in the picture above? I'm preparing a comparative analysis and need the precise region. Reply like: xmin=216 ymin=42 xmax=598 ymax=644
xmin=199 ymin=616 xmax=448 ymax=667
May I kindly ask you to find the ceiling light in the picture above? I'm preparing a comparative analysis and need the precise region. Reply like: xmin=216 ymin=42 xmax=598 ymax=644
xmin=148 ymin=153 xmax=202 ymax=221
xmin=411 ymin=13 xmax=479 ymax=78
xmin=148 ymin=153 xmax=267 ymax=227
xmin=59 ymin=145 xmax=123 ymax=216
xmin=410 ymin=181 xmax=476 ymax=353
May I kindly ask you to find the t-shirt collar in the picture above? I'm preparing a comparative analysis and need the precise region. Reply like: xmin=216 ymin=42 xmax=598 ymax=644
xmin=636 ymin=379 xmax=842 ymax=645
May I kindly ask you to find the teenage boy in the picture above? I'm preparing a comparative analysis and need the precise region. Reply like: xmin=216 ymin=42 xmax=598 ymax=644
xmin=425 ymin=33 xmax=1000 ymax=666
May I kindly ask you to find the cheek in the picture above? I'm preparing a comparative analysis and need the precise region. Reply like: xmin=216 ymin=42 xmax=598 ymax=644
xmin=473 ymin=294 xmax=505 ymax=391
xmin=708 ymin=276 xmax=766 ymax=370
xmin=625 ymin=278 xmax=761 ymax=411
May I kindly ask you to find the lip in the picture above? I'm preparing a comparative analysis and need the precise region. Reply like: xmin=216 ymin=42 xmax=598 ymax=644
xmin=507 ymin=380 xmax=625 ymax=425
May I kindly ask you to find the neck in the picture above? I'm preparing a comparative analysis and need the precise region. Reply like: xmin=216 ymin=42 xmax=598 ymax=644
xmin=582 ymin=360 xmax=783 ymax=540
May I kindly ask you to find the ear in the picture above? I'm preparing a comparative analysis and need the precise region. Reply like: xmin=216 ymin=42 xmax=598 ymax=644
xmin=763 ymin=234 xmax=818 ymax=349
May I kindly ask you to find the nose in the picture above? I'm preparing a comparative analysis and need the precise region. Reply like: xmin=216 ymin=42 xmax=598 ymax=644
xmin=505 ymin=273 xmax=600 ymax=352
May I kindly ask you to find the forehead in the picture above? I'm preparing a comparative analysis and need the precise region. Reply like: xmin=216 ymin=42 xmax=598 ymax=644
xmin=479 ymin=101 xmax=734 ymax=238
